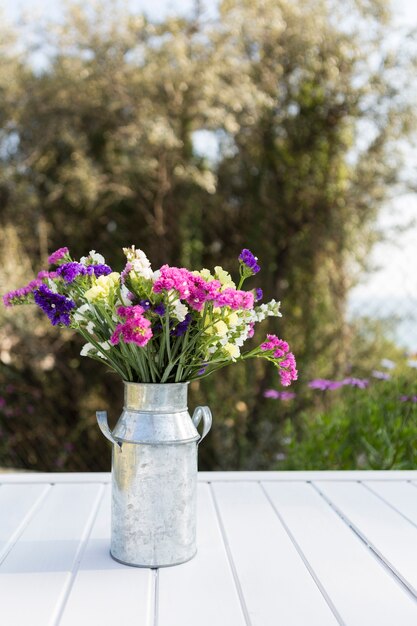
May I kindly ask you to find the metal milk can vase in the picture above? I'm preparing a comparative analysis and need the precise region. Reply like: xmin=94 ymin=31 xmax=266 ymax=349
xmin=96 ymin=382 xmax=212 ymax=567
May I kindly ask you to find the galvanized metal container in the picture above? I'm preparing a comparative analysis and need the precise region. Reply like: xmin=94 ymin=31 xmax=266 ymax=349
xmin=96 ymin=382 xmax=212 ymax=568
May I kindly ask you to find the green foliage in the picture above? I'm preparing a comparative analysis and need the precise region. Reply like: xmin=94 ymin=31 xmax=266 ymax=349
xmin=279 ymin=373 xmax=417 ymax=470
xmin=0 ymin=0 xmax=416 ymax=470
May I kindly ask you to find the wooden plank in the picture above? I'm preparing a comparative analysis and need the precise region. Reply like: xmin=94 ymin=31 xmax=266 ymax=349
xmin=0 ymin=472 xmax=110 ymax=484
xmin=158 ymin=482 xmax=247 ymax=626
xmin=365 ymin=481 xmax=417 ymax=525
xmin=199 ymin=471 xmax=417 ymax=481
xmin=0 ymin=483 xmax=51 ymax=563
xmin=58 ymin=484 xmax=154 ymax=626
xmin=211 ymin=481 xmax=338 ymax=626
xmin=2 ymin=470 xmax=417 ymax=484
xmin=263 ymin=481 xmax=417 ymax=625
xmin=315 ymin=480 xmax=417 ymax=596
xmin=0 ymin=483 xmax=103 ymax=626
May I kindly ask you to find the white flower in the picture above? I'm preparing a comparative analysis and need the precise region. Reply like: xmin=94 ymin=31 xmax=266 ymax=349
xmin=254 ymin=299 xmax=282 ymax=322
xmin=47 ymin=279 xmax=58 ymax=293
xmin=80 ymin=250 xmax=106 ymax=265
xmin=99 ymin=341 xmax=111 ymax=351
xmin=86 ymin=321 xmax=95 ymax=334
xmin=80 ymin=342 xmax=95 ymax=357
xmin=381 ymin=358 xmax=396 ymax=370
xmin=120 ymin=284 xmax=132 ymax=306
xmin=123 ymin=246 xmax=153 ymax=279
xmin=74 ymin=303 xmax=90 ymax=321
xmin=171 ymin=300 xmax=188 ymax=322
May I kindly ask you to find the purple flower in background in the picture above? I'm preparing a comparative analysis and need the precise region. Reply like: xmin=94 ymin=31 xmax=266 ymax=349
xmin=255 ymin=288 xmax=263 ymax=302
xmin=343 ymin=377 xmax=369 ymax=389
xmin=34 ymin=284 xmax=75 ymax=326
xmin=153 ymin=303 xmax=165 ymax=316
xmin=264 ymin=389 xmax=296 ymax=400
xmin=48 ymin=247 xmax=69 ymax=265
xmin=172 ymin=313 xmax=192 ymax=337
xmin=372 ymin=370 xmax=391 ymax=381
xmin=239 ymin=248 xmax=260 ymax=274
xmin=400 ymin=395 xmax=417 ymax=403
xmin=308 ymin=379 xmax=343 ymax=391
xmin=198 ymin=364 xmax=208 ymax=376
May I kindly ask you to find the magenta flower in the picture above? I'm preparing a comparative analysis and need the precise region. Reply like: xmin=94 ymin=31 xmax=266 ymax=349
xmin=260 ymin=334 xmax=297 ymax=386
xmin=48 ymin=247 xmax=69 ymax=265
xmin=214 ymin=288 xmax=254 ymax=310
xmin=110 ymin=305 xmax=152 ymax=347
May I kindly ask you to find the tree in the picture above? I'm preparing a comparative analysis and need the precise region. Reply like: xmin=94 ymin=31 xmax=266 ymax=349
xmin=0 ymin=0 xmax=415 ymax=470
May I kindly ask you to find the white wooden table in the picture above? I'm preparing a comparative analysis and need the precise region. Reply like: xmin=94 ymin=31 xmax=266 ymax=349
xmin=1 ymin=471 xmax=417 ymax=625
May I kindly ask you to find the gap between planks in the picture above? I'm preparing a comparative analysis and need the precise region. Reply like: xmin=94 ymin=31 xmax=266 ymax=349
xmin=0 ymin=484 xmax=52 ymax=566
xmin=50 ymin=484 xmax=106 ymax=626
xmin=310 ymin=481 xmax=417 ymax=604
xmin=208 ymin=483 xmax=252 ymax=626
xmin=258 ymin=481 xmax=345 ymax=626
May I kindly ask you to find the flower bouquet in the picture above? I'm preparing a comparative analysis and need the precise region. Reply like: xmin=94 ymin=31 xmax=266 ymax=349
xmin=4 ymin=246 xmax=297 ymax=386
xmin=4 ymin=245 xmax=297 ymax=567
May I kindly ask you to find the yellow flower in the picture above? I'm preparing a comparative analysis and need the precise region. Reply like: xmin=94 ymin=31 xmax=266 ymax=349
xmin=226 ymin=312 xmax=239 ymax=327
xmin=195 ymin=268 xmax=213 ymax=280
xmin=205 ymin=320 xmax=228 ymax=337
xmin=223 ymin=343 xmax=240 ymax=359
xmin=214 ymin=266 xmax=236 ymax=289
xmin=85 ymin=272 xmax=120 ymax=302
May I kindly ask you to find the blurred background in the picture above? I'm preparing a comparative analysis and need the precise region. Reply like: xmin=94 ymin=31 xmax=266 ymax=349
xmin=1 ymin=0 xmax=417 ymax=472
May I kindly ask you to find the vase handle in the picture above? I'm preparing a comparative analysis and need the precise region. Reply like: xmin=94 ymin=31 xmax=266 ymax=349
xmin=96 ymin=411 xmax=122 ymax=448
xmin=192 ymin=406 xmax=212 ymax=444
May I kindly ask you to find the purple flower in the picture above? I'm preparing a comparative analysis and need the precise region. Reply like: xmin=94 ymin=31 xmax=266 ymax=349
xmin=343 ymin=377 xmax=369 ymax=389
xmin=37 ymin=270 xmax=58 ymax=280
xmin=239 ymin=248 xmax=260 ymax=274
xmin=56 ymin=262 xmax=87 ymax=283
xmin=264 ymin=389 xmax=296 ymax=400
xmin=153 ymin=303 xmax=165 ymax=316
xmin=372 ymin=370 xmax=391 ymax=381
xmin=400 ymin=395 xmax=417 ymax=403
xmin=172 ymin=313 xmax=192 ymax=337
xmin=3 ymin=279 xmax=42 ymax=307
xmin=48 ymin=247 xmax=69 ymax=265
xmin=139 ymin=299 xmax=151 ymax=311
xmin=308 ymin=379 xmax=343 ymax=391
xmin=121 ymin=262 xmax=133 ymax=284
xmin=198 ymin=364 xmax=208 ymax=376
xmin=255 ymin=288 xmax=263 ymax=302
xmin=88 ymin=264 xmax=112 ymax=277
xmin=34 ymin=284 xmax=75 ymax=326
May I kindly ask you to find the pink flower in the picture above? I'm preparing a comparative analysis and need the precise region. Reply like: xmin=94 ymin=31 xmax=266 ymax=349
xmin=153 ymin=265 xmax=223 ymax=311
xmin=48 ymin=247 xmax=69 ymax=265
xmin=153 ymin=265 xmax=192 ymax=299
xmin=260 ymin=334 xmax=298 ymax=386
xmin=214 ymin=288 xmax=254 ymax=310
xmin=110 ymin=305 xmax=152 ymax=347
